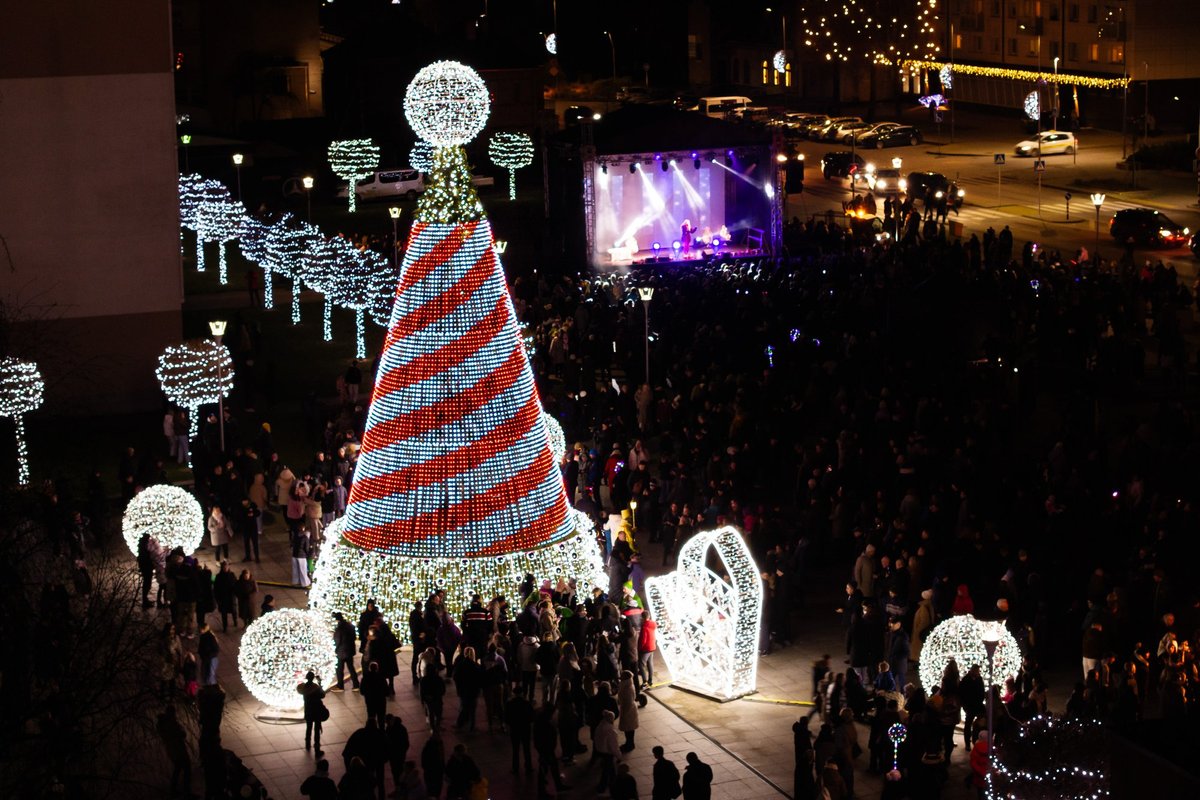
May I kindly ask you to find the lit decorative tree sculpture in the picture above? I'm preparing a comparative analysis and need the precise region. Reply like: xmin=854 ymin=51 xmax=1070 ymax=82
xmin=237 ymin=608 xmax=337 ymax=714
xmin=918 ymin=614 xmax=1022 ymax=692
xmin=328 ymin=245 xmax=393 ymax=360
xmin=645 ymin=526 xmax=763 ymax=700
xmin=122 ymin=484 xmax=205 ymax=557
xmin=178 ymin=173 xmax=206 ymax=261
xmin=302 ymin=234 xmax=357 ymax=342
xmin=309 ymin=60 xmax=604 ymax=634
xmin=409 ymin=140 xmax=435 ymax=174
xmin=188 ymin=180 xmax=232 ymax=272
xmin=156 ymin=340 xmax=235 ymax=467
xmin=488 ymin=131 xmax=535 ymax=200
xmin=0 ymin=357 xmax=44 ymax=485
xmin=328 ymin=138 xmax=381 ymax=213
xmin=238 ymin=212 xmax=275 ymax=307
xmin=265 ymin=216 xmax=318 ymax=325
xmin=196 ymin=195 xmax=246 ymax=285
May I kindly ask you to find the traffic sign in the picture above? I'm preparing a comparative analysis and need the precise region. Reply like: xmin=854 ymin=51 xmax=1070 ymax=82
xmin=1034 ymin=160 xmax=1046 ymax=173
xmin=994 ymin=153 xmax=1006 ymax=165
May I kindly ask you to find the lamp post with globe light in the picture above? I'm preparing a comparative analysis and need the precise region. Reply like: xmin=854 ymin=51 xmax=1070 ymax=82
xmin=302 ymin=176 xmax=314 ymax=222
xmin=1091 ymin=193 xmax=1105 ymax=259
xmin=388 ymin=207 xmax=402 ymax=269
xmin=232 ymin=153 xmax=244 ymax=201
xmin=208 ymin=320 xmax=228 ymax=453
xmin=637 ymin=286 xmax=654 ymax=386
xmin=981 ymin=624 xmax=1001 ymax=775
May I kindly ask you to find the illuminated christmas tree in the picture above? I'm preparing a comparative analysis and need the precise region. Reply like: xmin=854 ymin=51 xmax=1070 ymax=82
xmin=310 ymin=61 xmax=603 ymax=633
xmin=488 ymin=131 xmax=535 ymax=200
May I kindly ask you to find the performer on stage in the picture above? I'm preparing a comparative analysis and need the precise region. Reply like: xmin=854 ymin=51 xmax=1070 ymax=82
xmin=680 ymin=219 xmax=696 ymax=256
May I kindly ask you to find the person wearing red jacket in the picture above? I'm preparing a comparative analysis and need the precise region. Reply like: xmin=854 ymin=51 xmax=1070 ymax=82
xmin=969 ymin=730 xmax=991 ymax=797
xmin=638 ymin=610 xmax=658 ymax=689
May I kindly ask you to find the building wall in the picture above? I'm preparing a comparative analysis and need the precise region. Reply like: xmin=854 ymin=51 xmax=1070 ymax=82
xmin=0 ymin=0 xmax=181 ymax=414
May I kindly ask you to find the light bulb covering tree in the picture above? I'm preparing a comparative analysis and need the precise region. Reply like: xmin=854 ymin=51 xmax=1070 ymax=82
xmin=196 ymin=195 xmax=246 ymax=285
xmin=409 ymin=140 xmax=435 ymax=173
xmin=156 ymin=340 xmax=234 ymax=466
xmin=488 ymin=131 xmax=535 ymax=200
xmin=264 ymin=217 xmax=319 ymax=325
xmin=328 ymin=138 xmax=381 ymax=213
xmin=0 ymin=357 xmax=44 ymax=485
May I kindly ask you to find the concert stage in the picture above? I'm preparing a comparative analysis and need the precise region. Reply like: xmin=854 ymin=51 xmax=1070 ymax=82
xmin=607 ymin=243 xmax=761 ymax=268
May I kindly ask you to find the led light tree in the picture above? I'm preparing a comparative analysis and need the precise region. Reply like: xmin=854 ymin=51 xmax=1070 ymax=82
xmin=302 ymin=234 xmax=356 ymax=342
xmin=122 ymin=484 xmax=205 ymax=556
xmin=265 ymin=216 xmax=318 ymax=325
xmin=918 ymin=614 xmax=1022 ymax=692
xmin=409 ymin=140 xmax=435 ymax=174
xmin=0 ymin=357 xmax=44 ymax=485
xmin=309 ymin=60 xmax=604 ymax=635
xmin=190 ymin=180 xmax=232 ymax=272
xmin=196 ymin=195 xmax=246 ymax=285
xmin=328 ymin=138 xmax=381 ymax=213
xmin=238 ymin=212 xmax=275 ymax=307
xmin=237 ymin=608 xmax=337 ymax=713
xmin=156 ymin=340 xmax=235 ymax=466
xmin=178 ymin=173 xmax=208 ymax=261
xmin=645 ymin=526 xmax=763 ymax=700
xmin=488 ymin=132 xmax=535 ymax=200
xmin=328 ymin=245 xmax=393 ymax=359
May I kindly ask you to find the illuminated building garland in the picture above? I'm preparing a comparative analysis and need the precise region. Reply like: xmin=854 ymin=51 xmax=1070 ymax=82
xmin=328 ymin=139 xmax=381 ymax=214
xmin=986 ymin=715 xmax=1109 ymax=800
xmin=0 ymin=357 xmax=44 ymax=485
xmin=197 ymin=195 xmax=246 ymax=285
xmin=309 ymin=60 xmax=604 ymax=632
xmin=403 ymin=60 xmax=490 ymax=147
xmin=645 ymin=526 xmax=763 ymax=700
xmin=902 ymin=59 xmax=1130 ymax=90
xmin=122 ymin=484 xmax=205 ymax=556
xmin=488 ymin=132 xmax=535 ymax=201
xmin=410 ymin=140 xmax=435 ymax=174
xmin=918 ymin=614 xmax=1021 ymax=692
xmin=237 ymin=608 xmax=337 ymax=710
xmin=156 ymin=340 xmax=235 ymax=465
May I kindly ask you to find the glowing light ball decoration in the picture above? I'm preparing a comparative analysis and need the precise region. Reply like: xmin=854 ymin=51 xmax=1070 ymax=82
xmin=545 ymin=33 xmax=557 ymax=55
xmin=310 ymin=61 xmax=604 ymax=634
xmin=237 ymin=608 xmax=337 ymax=711
xmin=918 ymin=614 xmax=1021 ymax=692
xmin=122 ymin=484 xmax=205 ymax=557
xmin=939 ymin=63 xmax=953 ymax=90
xmin=328 ymin=138 xmax=381 ymax=214
xmin=196 ymin=195 xmax=246 ymax=285
xmin=0 ymin=357 xmax=44 ymax=485
xmin=1024 ymin=90 xmax=1041 ymax=121
xmin=645 ymin=526 xmax=763 ymax=700
xmin=403 ymin=60 xmax=490 ymax=147
xmin=409 ymin=140 xmax=435 ymax=174
xmin=773 ymin=50 xmax=788 ymax=74
xmin=488 ymin=132 xmax=535 ymax=201
xmin=542 ymin=412 xmax=567 ymax=464
xmin=156 ymin=340 xmax=235 ymax=466
xmin=887 ymin=723 xmax=906 ymax=776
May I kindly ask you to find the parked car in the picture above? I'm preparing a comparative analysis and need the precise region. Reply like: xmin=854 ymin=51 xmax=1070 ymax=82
xmin=1014 ymin=130 xmax=1076 ymax=156
xmin=859 ymin=124 xmax=924 ymax=148
xmin=820 ymin=116 xmax=863 ymax=141
xmin=835 ymin=120 xmax=874 ymax=144
xmin=801 ymin=115 xmax=831 ymax=138
xmin=821 ymin=151 xmax=866 ymax=179
xmin=335 ymin=169 xmax=423 ymax=201
xmin=1109 ymin=208 xmax=1190 ymax=247
xmin=852 ymin=122 xmax=900 ymax=142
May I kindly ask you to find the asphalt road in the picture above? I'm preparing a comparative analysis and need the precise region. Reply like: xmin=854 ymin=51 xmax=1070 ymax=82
xmin=785 ymin=114 xmax=1200 ymax=275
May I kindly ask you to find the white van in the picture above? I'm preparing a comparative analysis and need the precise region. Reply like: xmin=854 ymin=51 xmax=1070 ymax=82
xmin=697 ymin=96 xmax=752 ymax=119
xmin=336 ymin=168 xmax=425 ymax=201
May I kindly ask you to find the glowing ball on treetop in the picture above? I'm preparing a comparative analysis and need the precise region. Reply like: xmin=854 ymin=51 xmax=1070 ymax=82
xmin=488 ymin=131 xmax=535 ymax=200
xmin=403 ymin=60 xmax=490 ymax=147
xmin=0 ymin=357 xmax=44 ymax=485
xmin=122 ymin=484 xmax=205 ymax=556
xmin=308 ymin=61 xmax=603 ymax=635
xmin=328 ymin=138 xmax=381 ymax=214
xmin=918 ymin=614 xmax=1022 ymax=692
xmin=237 ymin=608 xmax=337 ymax=710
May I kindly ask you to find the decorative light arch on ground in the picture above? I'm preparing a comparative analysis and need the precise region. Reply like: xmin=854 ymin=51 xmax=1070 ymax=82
xmin=0 ymin=357 xmax=44 ymax=485
xmin=488 ymin=131 xmax=535 ymax=200
xmin=237 ymin=608 xmax=337 ymax=710
xmin=156 ymin=340 xmax=235 ymax=465
xmin=645 ymin=526 xmax=763 ymax=700
xmin=328 ymin=139 xmax=381 ymax=213
xmin=122 ymin=484 xmax=205 ymax=556
xmin=918 ymin=614 xmax=1022 ymax=692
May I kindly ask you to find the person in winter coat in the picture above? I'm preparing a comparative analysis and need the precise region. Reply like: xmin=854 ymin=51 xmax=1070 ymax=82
xmin=818 ymin=757 xmax=847 ymax=800
xmin=592 ymin=710 xmax=620 ymax=794
xmin=275 ymin=466 xmax=296 ymax=509
xmin=832 ymin=707 xmax=859 ymax=798
xmin=682 ymin=752 xmax=713 ymax=800
xmin=291 ymin=528 xmax=313 ymax=587
xmin=234 ymin=569 xmax=257 ymax=625
xmin=421 ymin=734 xmax=445 ymax=799
xmin=443 ymin=743 xmax=481 ymax=800
xmin=360 ymin=662 xmax=388 ymax=728
xmin=652 ymin=745 xmax=682 ymax=800
xmin=970 ymin=731 xmax=992 ymax=795
xmin=911 ymin=589 xmax=936 ymax=664
xmin=849 ymin=601 xmax=884 ymax=683
xmin=617 ymin=670 xmax=640 ymax=752
xmin=453 ymin=647 xmax=483 ymax=731
xmin=853 ymin=544 xmax=877 ymax=598
xmin=886 ymin=619 xmax=911 ymax=690
xmin=213 ymin=561 xmax=237 ymax=631
xmin=248 ymin=473 xmax=269 ymax=524
xmin=333 ymin=612 xmax=360 ymax=691
xmin=951 ymin=584 xmax=975 ymax=616
xmin=207 ymin=506 xmax=233 ymax=560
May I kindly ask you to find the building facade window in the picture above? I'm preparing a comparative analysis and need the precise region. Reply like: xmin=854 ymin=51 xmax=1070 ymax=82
xmin=1069 ymin=3 xmax=1078 ymax=21
xmin=1010 ymin=38 xmax=1018 ymax=54
xmin=1087 ymin=4 xmax=1097 ymax=22
xmin=1068 ymin=41 xmax=1078 ymax=61
xmin=1088 ymin=42 xmax=1099 ymax=62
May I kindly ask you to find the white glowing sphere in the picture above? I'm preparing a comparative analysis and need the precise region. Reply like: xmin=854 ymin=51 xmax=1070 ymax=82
xmin=543 ymin=412 xmax=567 ymax=463
xmin=918 ymin=614 xmax=1022 ymax=692
xmin=238 ymin=608 xmax=337 ymax=709
xmin=122 ymin=484 xmax=205 ymax=556
xmin=403 ymin=60 xmax=490 ymax=146
xmin=545 ymin=33 xmax=557 ymax=55
xmin=773 ymin=50 xmax=788 ymax=73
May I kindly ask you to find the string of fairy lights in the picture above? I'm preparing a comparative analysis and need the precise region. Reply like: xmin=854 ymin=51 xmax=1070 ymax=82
xmin=986 ymin=715 xmax=1110 ymax=799
xmin=799 ymin=0 xmax=941 ymax=65
xmin=0 ymin=356 xmax=44 ymax=485
xmin=903 ymin=59 xmax=1131 ymax=90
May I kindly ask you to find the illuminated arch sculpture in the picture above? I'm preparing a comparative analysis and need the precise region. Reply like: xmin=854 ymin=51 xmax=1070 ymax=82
xmin=645 ymin=526 xmax=763 ymax=700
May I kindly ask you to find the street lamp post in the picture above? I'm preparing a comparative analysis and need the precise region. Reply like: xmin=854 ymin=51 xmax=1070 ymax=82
xmin=637 ymin=286 xmax=654 ymax=387
xmin=302 ymin=176 xmax=314 ymax=222
xmin=982 ymin=625 xmax=1001 ymax=784
xmin=208 ymin=320 xmax=228 ymax=454
xmin=604 ymin=31 xmax=617 ymax=105
xmin=629 ymin=498 xmax=638 ymax=532
xmin=232 ymin=153 xmax=244 ymax=202
xmin=1052 ymin=56 xmax=1060 ymax=131
xmin=1090 ymin=193 xmax=1105 ymax=261
xmin=180 ymin=134 xmax=192 ymax=171
xmin=388 ymin=207 xmax=402 ymax=270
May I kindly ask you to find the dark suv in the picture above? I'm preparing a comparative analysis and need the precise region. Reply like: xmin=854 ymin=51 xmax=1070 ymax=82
xmin=821 ymin=151 xmax=865 ymax=179
xmin=1109 ymin=208 xmax=1190 ymax=247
